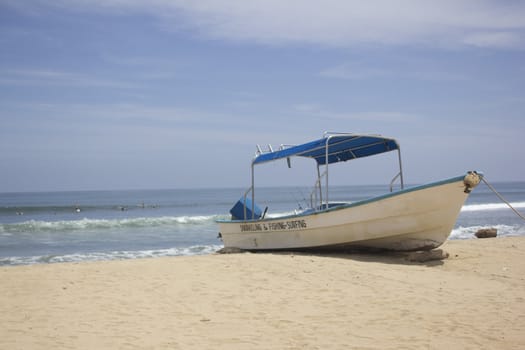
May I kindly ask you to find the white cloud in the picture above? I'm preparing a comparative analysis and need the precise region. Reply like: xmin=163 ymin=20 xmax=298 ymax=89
xmin=319 ymin=60 xmax=468 ymax=81
xmin=7 ymin=0 xmax=525 ymax=49
xmin=0 ymin=69 xmax=137 ymax=89
xmin=463 ymin=31 xmax=524 ymax=49
xmin=292 ymin=103 xmax=421 ymax=123
xmin=319 ymin=63 xmax=392 ymax=80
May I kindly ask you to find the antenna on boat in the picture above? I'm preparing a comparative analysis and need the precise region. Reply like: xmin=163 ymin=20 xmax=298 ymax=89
xmin=267 ymin=144 xmax=274 ymax=152
xmin=256 ymin=144 xmax=262 ymax=155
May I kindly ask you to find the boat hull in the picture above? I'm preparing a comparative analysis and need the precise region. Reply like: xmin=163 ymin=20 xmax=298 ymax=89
xmin=218 ymin=176 xmax=473 ymax=252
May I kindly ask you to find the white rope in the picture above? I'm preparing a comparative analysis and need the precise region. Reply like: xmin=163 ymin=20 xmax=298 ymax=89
xmin=481 ymin=177 xmax=525 ymax=221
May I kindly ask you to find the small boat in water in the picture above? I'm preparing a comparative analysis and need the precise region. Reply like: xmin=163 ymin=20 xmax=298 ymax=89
xmin=217 ymin=132 xmax=482 ymax=252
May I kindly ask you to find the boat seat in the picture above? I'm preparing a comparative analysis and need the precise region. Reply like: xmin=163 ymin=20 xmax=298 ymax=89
xmin=230 ymin=197 xmax=263 ymax=220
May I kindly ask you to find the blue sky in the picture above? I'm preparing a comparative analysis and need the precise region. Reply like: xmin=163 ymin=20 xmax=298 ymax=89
xmin=1 ymin=1 xmax=524 ymax=192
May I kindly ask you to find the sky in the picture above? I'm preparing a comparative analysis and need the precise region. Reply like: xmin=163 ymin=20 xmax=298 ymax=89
xmin=1 ymin=0 xmax=524 ymax=192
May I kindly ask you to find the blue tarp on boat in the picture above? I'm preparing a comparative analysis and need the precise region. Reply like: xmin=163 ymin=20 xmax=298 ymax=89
xmin=253 ymin=134 xmax=399 ymax=165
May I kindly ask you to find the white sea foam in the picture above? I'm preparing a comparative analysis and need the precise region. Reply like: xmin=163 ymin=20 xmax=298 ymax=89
xmin=450 ymin=224 xmax=525 ymax=240
xmin=461 ymin=202 xmax=525 ymax=212
xmin=0 ymin=244 xmax=224 ymax=266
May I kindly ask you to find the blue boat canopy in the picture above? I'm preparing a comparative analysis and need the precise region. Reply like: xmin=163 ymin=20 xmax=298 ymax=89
xmin=253 ymin=133 xmax=400 ymax=166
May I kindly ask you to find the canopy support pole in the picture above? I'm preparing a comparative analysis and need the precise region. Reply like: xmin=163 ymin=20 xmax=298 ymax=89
xmin=251 ymin=162 xmax=255 ymax=219
xmin=398 ymin=148 xmax=404 ymax=189
xmin=317 ymin=164 xmax=323 ymax=208
xmin=325 ymin=136 xmax=330 ymax=209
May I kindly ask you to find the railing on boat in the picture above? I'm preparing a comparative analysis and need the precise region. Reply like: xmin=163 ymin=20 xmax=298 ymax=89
xmin=390 ymin=172 xmax=403 ymax=193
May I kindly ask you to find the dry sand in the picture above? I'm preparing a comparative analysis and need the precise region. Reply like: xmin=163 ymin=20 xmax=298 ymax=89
xmin=1 ymin=236 xmax=525 ymax=349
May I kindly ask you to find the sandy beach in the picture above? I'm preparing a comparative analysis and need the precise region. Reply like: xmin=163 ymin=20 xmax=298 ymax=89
xmin=1 ymin=236 xmax=524 ymax=350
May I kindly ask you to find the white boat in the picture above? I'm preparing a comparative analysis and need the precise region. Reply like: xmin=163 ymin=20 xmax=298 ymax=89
xmin=217 ymin=132 xmax=482 ymax=252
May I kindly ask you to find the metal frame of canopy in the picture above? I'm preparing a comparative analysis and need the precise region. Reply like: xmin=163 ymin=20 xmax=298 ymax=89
xmin=243 ymin=132 xmax=405 ymax=220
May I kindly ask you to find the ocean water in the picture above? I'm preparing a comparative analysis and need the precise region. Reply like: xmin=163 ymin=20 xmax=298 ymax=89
xmin=1 ymin=182 xmax=524 ymax=266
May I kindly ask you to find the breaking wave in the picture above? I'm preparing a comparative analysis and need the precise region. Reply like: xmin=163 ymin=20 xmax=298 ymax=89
xmin=0 ymin=215 xmax=227 ymax=234
xmin=461 ymin=202 xmax=525 ymax=212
